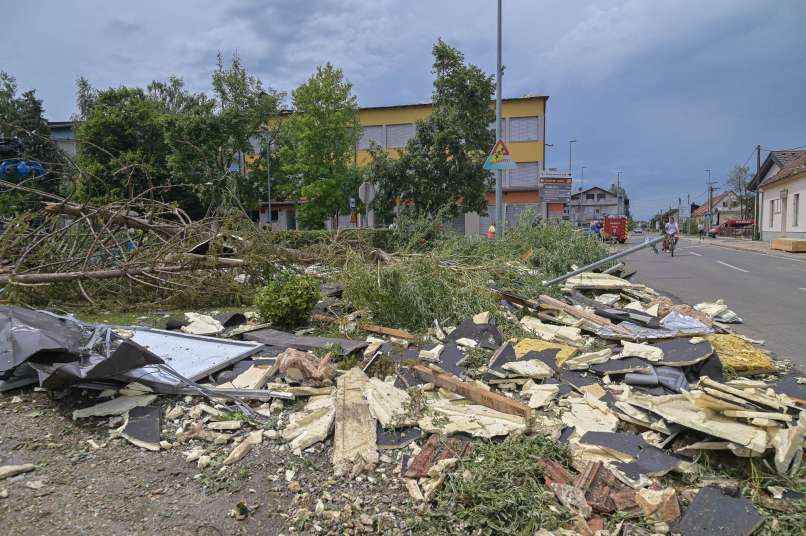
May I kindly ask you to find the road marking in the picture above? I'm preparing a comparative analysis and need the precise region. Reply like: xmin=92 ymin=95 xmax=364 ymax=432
xmin=716 ymin=260 xmax=749 ymax=273
xmin=690 ymin=251 xmax=703 ymax=257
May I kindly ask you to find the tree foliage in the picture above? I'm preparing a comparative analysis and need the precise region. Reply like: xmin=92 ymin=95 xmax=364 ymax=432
xmin=280 ymin=63 xmax=361 ymax=228
xmin=74 ymin=54 xmax=285 ymax=218
xmin=369 ymin=40 xmax=495 ymax=219
xmin=0 ymin=71 xmax=62 ymax=215
xmin=726 ymin=164 xmax=752 ymax=219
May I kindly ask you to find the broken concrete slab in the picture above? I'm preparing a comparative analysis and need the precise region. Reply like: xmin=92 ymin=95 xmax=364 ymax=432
xmin=694 ymin=299 xmax=742 ymax=323
xmin=562 ymin=349 xmax=612 ymax=371
xmin=181 ymin=312 xmax=224 ymax=336
xmin=333 ymin=367 xmax=378 ymax=475
xmin=551 ymin=482 xmax=592 ymax=519
xmin=217 ymin=364 xmax=275 ymax=390
xmin=282 ymin=395 xmax=335 ymax=451
xmin=501 ymin=358 xmax=554 ymax=379
xmin=223 ymin=430 xmax=263 ymax=465
xmin=636 ymin=487 xmax=680 ymax=523
xmin=622 ymin=392 xmax=769 ymax=453
xmin=72 ymin=394 xmax=158 ymax=420
xmin=615 ymin=341 xmax=663 ymax=362
xmin=520 ymin=316 xmax=584 ymax=345
xmin=243 ymin=328 xmax=368 ymax=354
xmin=561 ymin=397 xmax=619 ymax=437
xmin=771 ymin=414 xmax=806 ymax=475
xmin=522 ymin=381 xmax=560 ymax=409
xmin=672 ymin=485 xmax=763 ymax=536
xmin=419 ymin=400 xmax=528 ymax=438
xmin=363 ymin=377 xmax=414 ymax=428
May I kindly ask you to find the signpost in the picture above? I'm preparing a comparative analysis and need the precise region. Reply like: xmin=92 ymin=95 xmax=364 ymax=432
xmin=358 ymin=182 xmax=377 ymax=228
xmin=483 ymin=140 xmax=518 ymax=171
xmin=539 ymin=171 xmax=572 ymax=202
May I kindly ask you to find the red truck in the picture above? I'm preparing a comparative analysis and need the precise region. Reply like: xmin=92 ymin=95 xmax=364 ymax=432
xmin=601 ymin=215 xmax=629 ymax=243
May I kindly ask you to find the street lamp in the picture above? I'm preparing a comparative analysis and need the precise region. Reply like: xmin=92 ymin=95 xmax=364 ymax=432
xmin=568 ymin=139 xmax=577 ymax=173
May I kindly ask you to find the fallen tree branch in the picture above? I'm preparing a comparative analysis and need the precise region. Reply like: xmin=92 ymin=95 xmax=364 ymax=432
xmin=43 ymin=201 xmax=183 ymax=237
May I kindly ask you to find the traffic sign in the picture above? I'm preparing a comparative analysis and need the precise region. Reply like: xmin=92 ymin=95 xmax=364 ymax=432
xmin=483 ymin=139 xmax=518 ymax=170
xmin=358 ymin=182 xmax=376 ymax=204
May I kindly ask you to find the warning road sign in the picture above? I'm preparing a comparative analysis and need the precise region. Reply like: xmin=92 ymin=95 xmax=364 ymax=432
xmin=483 ymin=139 xmax=518 ymax=170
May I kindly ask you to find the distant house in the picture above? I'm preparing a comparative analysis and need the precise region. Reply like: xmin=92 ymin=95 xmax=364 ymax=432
xmin=690 ymin=191 xmax=740 ymax=227
xmin=569 ymin=186 xmax=629 ymax=225
xmin=749 ymin=150 xmax=806 ymax=240
xmin=48 ymin=121 xmax=77 ymax=156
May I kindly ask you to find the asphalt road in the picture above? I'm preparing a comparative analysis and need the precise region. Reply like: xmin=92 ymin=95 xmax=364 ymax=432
xmin=625 ymin=234 xmax=806 ymax=366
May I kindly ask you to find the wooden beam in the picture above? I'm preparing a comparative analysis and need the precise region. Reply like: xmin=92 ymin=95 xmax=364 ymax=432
xmin=363 ymin=324 xmax=416 ymax=341
xmin=412 ymin=364 xmax=531 ymax=419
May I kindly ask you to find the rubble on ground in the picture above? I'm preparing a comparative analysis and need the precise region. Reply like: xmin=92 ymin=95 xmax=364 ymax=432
xmin=1 ymin=257 xmax=803 ymax=535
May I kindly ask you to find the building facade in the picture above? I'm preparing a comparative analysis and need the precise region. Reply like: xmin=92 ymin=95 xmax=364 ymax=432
xmin=690 ymin=191 xmax=740 ymax=228
xmin=569 ymin=186 xmax=629 ymax=225
xmin=355 ymin=96 xmax=548 ymax=235
xmin=750 ymin=150 xmax=806 ymax=240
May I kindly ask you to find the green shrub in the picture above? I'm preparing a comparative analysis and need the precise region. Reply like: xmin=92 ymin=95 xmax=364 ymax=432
xmin=255 ymin=272 xmax=320 ymax=328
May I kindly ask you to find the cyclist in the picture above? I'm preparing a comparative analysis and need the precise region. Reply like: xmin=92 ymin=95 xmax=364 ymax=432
xmin=663 ymin=216 xmax=680 ymax=252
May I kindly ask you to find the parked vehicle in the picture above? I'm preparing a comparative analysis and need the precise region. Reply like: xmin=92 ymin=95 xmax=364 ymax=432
xmin=601 ymin=215 xmax=628 ymax=243
xmin=708 ymin=219 xmax=754 ymax=238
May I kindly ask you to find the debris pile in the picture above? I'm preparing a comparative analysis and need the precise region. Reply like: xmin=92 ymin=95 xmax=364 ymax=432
xmin=2 ymin=232 xmax=804 ymax=534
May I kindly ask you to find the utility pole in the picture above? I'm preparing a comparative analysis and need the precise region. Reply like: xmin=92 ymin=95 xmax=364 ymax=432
xmin=616 ymin=171 xmax=622 ymax=216
xmin=494 ymin=0 xmax=504 ymax=238
xmin=578 ymin=166 xmax=586 ymax=224
xmin=754 ymin=144 xmax=761 ymax=240
xmin=568 ymin=139 xmax=577 ymax=173
xmin=706 ymin=169 xmax=717 ymax=230
xmin=687 ymin=193 xmax=691 ymax=234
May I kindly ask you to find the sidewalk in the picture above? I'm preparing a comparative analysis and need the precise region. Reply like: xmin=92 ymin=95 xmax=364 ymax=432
xmin=685 ymin=236 xmax=806 ymax=259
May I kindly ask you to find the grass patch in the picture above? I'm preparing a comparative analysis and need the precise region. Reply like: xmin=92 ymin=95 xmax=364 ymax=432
xmin=421 ymin=435 xmax=572 ymax=535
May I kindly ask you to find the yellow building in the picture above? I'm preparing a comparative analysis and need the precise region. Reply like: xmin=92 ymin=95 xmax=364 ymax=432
xmin=354 ymin=96 xmax=548 ymax=234
xmin=261 ymin=95 xmax=549 ymax=233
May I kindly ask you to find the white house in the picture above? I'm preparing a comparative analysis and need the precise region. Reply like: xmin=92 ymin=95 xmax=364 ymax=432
xmin=750 ymin=150 xmax=806 ymax=240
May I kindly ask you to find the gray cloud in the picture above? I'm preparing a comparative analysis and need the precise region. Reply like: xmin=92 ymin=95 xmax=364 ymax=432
xmin=1 ymin=0 xmax=804 ymax=217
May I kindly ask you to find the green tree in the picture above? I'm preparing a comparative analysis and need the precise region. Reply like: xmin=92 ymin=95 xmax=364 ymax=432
xmin=726 ymin=164 xmax=751 ymax=219
xmin=0 ymin=71 xmax=62 ymax=215
xmin=280 ymin=63 xmax=361 ymax=228
xmin=370 ymin=40 xmax=495 ymax=219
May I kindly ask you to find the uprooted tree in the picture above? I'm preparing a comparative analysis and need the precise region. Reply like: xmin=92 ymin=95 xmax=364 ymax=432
xmin=368 ymin=39 xmax=496 ymax=220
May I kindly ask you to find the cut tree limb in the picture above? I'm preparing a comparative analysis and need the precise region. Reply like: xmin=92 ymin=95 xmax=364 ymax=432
xmin=363 ymin=324 xmax=416 ymax=341
xmin=43 ymin=201 xmax=182 ymax=236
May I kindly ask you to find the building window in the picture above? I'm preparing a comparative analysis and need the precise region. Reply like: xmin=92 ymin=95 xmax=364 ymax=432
xmin=507 ymin=161 xmax=540 ymax=188
xmin=586 ymin=194 xmax=595 ymax=200
xmin=795 ymin=193 xmax=800 ymax=227
xmin=597 ymin=193 xmax=606 ymax=200
xmin=358 ymin=125 xmax=385 ymax=149
xmin=508 ymin=116 xmax=540 ymax=142
xmin=386 ymin=124 xmax=415 ymax=148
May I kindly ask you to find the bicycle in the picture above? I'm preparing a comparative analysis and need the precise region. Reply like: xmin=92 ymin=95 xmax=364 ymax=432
xmin=663 ymin=234 xmax=678 ymax=256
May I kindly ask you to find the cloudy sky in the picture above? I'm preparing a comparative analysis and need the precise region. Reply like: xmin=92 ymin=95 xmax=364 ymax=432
xmin=4 ymin=0 xmax=806 ymax=218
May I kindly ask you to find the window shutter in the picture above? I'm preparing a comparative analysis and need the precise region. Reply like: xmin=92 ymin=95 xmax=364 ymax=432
xmin=507 ymin=161 xmax=540 ymax=188
xmin=508 ymin=117 xmax=540 ymax=142
xmin=386 ymin=124 xmax=415 ymax=148
xmin=358 ymin=126 xmax=385 ymax=149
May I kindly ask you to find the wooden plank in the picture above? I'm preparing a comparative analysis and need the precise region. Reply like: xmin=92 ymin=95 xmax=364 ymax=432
xmin=412 ymin=364 xmax=531 ymax=419
xmin=538 ymin=294 xmax=631 ymax=335
xmin=332 ymin=367 xmax=378 ymax=475
xmin=363 ymin=324 xmax=416 ymax=341
xmin=721 ymin=410 xmax=793 ymax=422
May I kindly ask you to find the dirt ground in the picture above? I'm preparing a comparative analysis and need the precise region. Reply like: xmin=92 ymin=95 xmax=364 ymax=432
xmin=0 ymin=389 xmax=418 ymax=536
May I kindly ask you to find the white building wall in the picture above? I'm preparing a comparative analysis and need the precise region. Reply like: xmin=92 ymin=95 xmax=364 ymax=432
xmin=760 ymin=174 xmax=806 ymax=239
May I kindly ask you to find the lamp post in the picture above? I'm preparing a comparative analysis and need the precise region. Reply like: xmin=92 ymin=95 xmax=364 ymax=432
xmin=494 ymin=0 xmax=504 ymax=237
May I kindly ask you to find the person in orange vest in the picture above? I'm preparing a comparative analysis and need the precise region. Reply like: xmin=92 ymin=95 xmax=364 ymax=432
xmin=486 ymin=223 xmax=496 ymax=239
